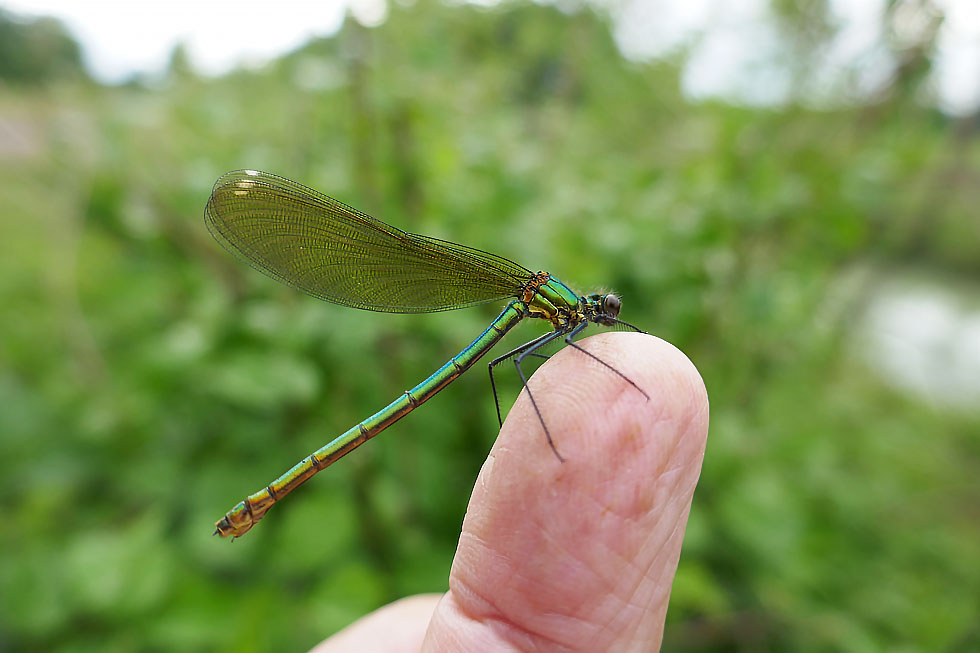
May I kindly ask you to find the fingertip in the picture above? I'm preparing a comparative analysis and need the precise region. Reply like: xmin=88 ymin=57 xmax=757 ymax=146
xmin=496 ymin=331 xmax=708 ymax=473
xmin=437 ymin=332 xmax=708 ymax=650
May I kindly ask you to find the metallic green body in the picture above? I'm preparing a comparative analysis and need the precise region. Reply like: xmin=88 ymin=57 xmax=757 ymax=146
xmin=527 ymin=276 xmax=583 ymax=325
xmin=215 ymin=282 xmax=603 ymax=538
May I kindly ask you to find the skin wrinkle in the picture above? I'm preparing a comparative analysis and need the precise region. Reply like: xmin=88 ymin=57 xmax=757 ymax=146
xmin=595 ymin=355 xmax=689 ymax=576
xmin=521 ymin=529 xmax=608 ymax=640
xmin=448 ymin=578 xmax=571 ymax=652
xmin=457 ymin=532 xmax=563 ymax=621
xmin=453 ymin=533 xmax=509 ymax=601
xmin=599 ymin=507 xmax=687 ymax=649
xmin=439 ymin=592 xmax=523 ymax=652
xmin=567 ymin=487 xmax=668 ymax=631
xmin=617 ymin=593 xmax=654 ymax=649
xmin=448 ymin=555 xmax=549 ymax=651
xmin=583 ymin=498 xmax=689 ymax=649
xmin=564 ymin=444 xmax=689 ymax=635
xmin=567 ymin=484 xmax=636 ymax=570
xmin=598 ymin=467 xmax=691 ymax=646
xmin=455 ymin=528 xmax=595 ymax=642
xmin=453 ymin=513 xmax=603 ymax=649
xmin=615 ymin=510 xmax=674 ymax=618
xmin=562 ymin=415 xmax=690 ymax=592
xmin=600 ymin=354 xmax=704 ymax=648
xmin=486 ymin=618 xmax=574 ymax=653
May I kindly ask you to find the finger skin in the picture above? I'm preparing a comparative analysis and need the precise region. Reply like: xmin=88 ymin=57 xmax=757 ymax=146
xmin=311 ymin=333 xmax=708 ymax=652
xmin=423 ymin=332 xmax=709 ymax=651
xmin=309 ymin=594 xmax=442 ymax=653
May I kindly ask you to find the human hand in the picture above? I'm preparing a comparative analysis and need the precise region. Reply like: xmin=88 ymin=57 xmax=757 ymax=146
xmin=312 ymin=332 xmax=709 ymax=652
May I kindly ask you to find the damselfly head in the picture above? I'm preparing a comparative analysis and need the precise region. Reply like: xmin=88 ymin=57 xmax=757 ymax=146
xmin=589 ymin=292 xmax=621 ymax=326
xmin=603 ymin=294 xmax=621 ymax=318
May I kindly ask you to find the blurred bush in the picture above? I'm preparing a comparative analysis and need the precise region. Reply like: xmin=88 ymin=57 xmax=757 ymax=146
xmin=0 ymin=9 xmax=87 ymax=85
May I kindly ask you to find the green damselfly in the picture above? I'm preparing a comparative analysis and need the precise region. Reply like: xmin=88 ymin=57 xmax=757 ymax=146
xmin=206 ymin=170 xmax=646 ymax=538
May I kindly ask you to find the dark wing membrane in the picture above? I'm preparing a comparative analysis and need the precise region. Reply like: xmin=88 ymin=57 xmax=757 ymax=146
xmin=204 ymin=170 xmax=532 ymax=313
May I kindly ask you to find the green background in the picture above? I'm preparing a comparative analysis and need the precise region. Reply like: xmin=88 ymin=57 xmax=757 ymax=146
xmin=1 ymin=2 xmax=978 ymax=651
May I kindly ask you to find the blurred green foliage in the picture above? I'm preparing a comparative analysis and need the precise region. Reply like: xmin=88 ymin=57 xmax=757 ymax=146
xmin=0 ymin=9 xmax=86 ymax=85
xmin=1 ymin=2 xmax=978 ymax=651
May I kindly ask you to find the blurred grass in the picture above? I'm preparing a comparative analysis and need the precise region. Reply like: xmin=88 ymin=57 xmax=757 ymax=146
xmin=1 ymin=2 xmax=978 ymax=651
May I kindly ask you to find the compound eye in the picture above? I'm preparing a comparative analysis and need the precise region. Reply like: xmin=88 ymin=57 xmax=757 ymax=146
xmin=603 ymin=294 xmax=621 ymax=319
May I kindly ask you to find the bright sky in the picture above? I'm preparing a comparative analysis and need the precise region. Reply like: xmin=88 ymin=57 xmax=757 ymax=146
xmin=4 ymin=0 xmax=979 ymax=114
